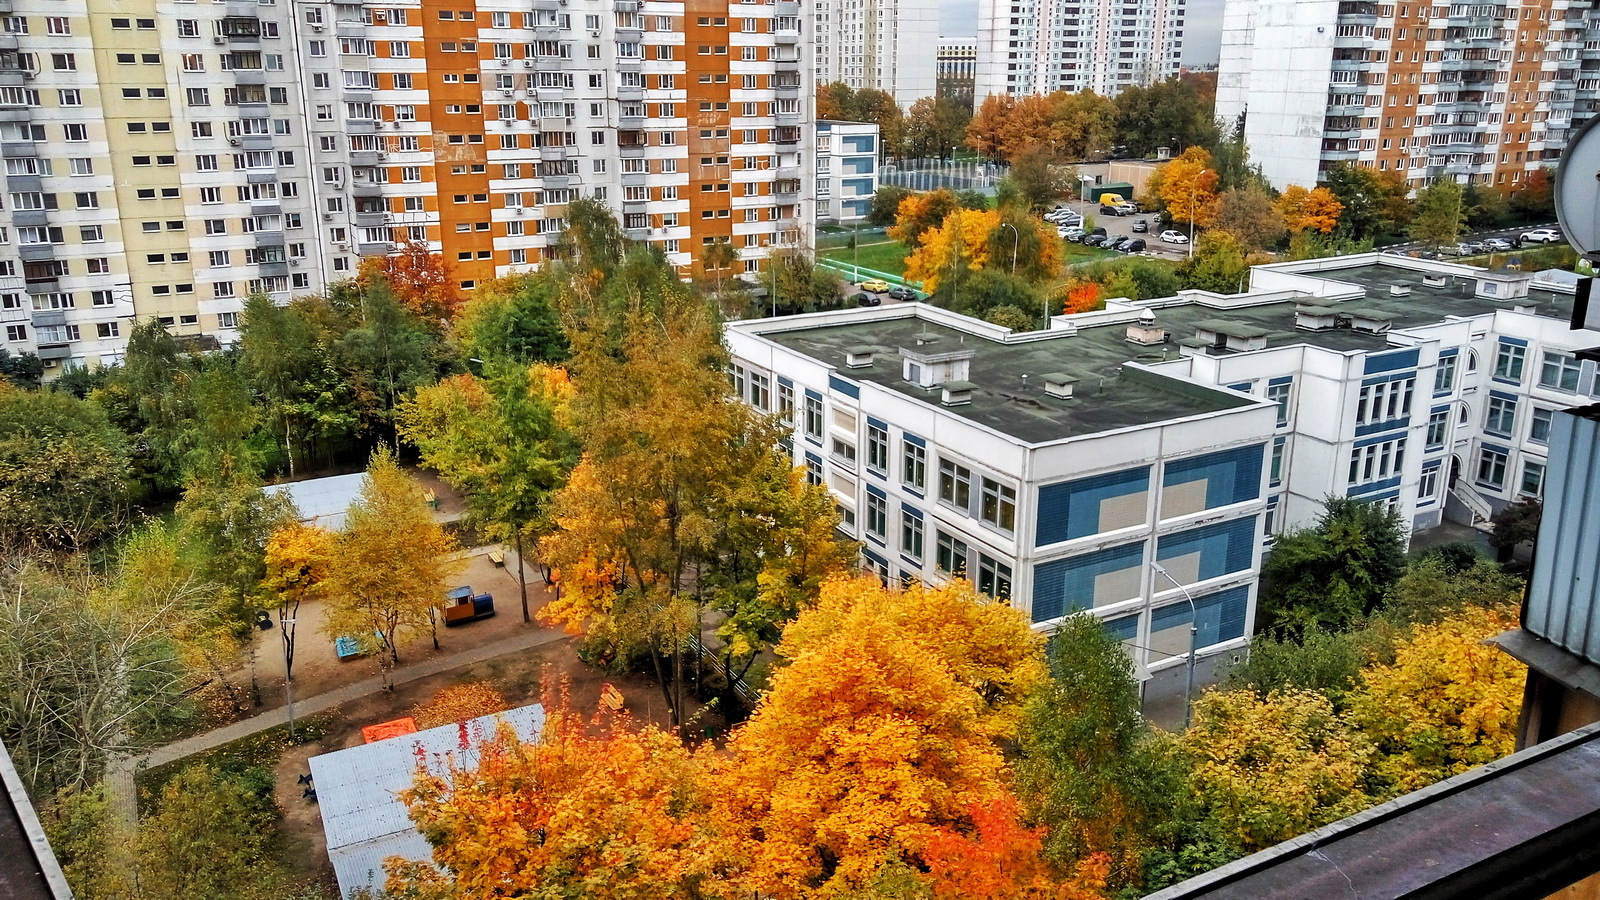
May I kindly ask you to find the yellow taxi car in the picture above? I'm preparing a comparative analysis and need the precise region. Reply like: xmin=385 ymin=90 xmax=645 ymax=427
xmin=859 ymin=279 xmax=891 ymax=293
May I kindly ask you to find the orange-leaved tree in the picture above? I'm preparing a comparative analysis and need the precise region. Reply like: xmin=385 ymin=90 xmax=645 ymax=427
xmin=1345 ymin=604 xmax=1525 ymax=794
xmin=714 ymin=575 xmax=1046 ymax=898
xmin=888 ymin=187 xmax=963 ymax=252
xmin=1151 ymin=147 xmax=1220 ymax=227
xmin=1274 ymin=185 xmax=1345 ymax=235
xmin=923 ymin=795 xmax=1111 ymax=900
xmin=904 ymin=207 xmax=1000 ymax=295
xmin=358 ymin=240 xmax=464 ymax=326
xmin=387 ymin=689 xmax=726 ymax=899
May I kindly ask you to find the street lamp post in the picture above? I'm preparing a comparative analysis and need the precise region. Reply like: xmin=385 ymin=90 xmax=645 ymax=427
xmin=1188 ymin=169 xmax=1210 ymax=261
xmin=1000 ymin=221 xmax=1019 ymax=275
xmin=1150 ymin=562 xmax=1199 ymax=729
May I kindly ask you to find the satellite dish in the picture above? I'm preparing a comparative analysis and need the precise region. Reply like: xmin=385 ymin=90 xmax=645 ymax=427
xmin=1555 ymin=114 xmax=1600 ymax=257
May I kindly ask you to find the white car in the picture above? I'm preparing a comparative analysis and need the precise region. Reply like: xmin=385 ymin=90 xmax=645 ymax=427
xmin=1521 ymin=228 xmax=1563 ymax=243
xmin=1159 ymin=230 xmax=1190 ymax=244
xmin=1059 ymin=226 xmax=1084 ymax=239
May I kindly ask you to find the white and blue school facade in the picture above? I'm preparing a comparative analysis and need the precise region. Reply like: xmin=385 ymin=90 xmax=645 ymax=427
xmin=726 ymin=307 xmax=1279 ymax=678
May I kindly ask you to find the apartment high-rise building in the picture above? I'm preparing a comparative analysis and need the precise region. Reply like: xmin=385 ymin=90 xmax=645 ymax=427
xmin=974 ymin=0 xmax=1185 ymax=101
xmin=0 ymin=0 xmax=812 ymax=376
xmin=936 ymin=36 xmax=976 ymax=110
xmin=1216 ymin=0 xmax=1583 ymax=192
xmin=812 ymin=0 xmax=937 ymax=106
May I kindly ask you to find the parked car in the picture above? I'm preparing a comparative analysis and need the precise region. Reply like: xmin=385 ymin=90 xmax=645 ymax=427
xmin=1122 ymin=238 xmax=1147 ymax=253
xmin=1105 ymin=235 xmax=1130 ymax=251
xmin=1483 ymin=237 xmax=1513 ymax=251
xmin=1115 ymin=203 xmax=1139 ymax=215
xmin=887 ymin=286 xmax=918 ymax=301
xmin=1060 ymin=226 xmax=1085 ymax=240
xmin=859 ymin=278 xmax=890 ymax=292
xmin=1099 ymin=205 xmax=1126 ymax=217
xmin=443 ymin=585 xmax=496 ymax=627
xmin=1159 ymin=229 xmax=1190 ymax=244
xmin=1458 ymin=240 xmax=1486 ymax=255
xmin=1082 ymin=234 xmax=1108 ymax=247
xmin=1089 ymin=226 xmax=1108 ymax=239
xmin=854 ymin=292 xmax=881 ymax=307
xmin=1131 ymin=219 xmax=1149 ymax=233
xmin=1522 ymin=228 xmax=1563 ymax=243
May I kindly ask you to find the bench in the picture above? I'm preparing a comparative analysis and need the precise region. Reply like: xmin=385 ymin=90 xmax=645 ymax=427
xmin=422 ymin=488 xmax=438 ymax=510
xmin=600 ymin=683 xmax=625 ymax=713
xmin=487 ymin=547 xmax=505 ymax=567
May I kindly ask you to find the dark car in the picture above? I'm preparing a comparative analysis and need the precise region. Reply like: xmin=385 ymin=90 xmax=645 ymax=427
xmin=854 ymin=292 xmax=880 ymax=307
xmin=1082 ymin=234 xmax=1108 ymax=247
xmin=1122 ymin=238 xmax=1147 ymax=253
xmin=1099 ymin=205 xmax=1123 ymax=217
xmin=1089 ymin=226 xmax=1108 ymax=238
xmin=887 ymin=286 xmax=918 ymax=301
xmin=1131 ymin=219 xmax=1149 ymax=233
xmin=1108 ymin=236 xmax=1132 ymax=250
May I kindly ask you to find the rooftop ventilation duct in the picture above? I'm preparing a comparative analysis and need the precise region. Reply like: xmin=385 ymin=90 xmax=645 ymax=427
xmin=1294 ymin=305 xmax=1340 ymax=332
xmin=1042 ymin=372 xmax=1078 ymax=399
xmin=1126 ymin=309 xmax=1165 ymax=345
xmin=844 ymin=345 xmax=875 ymax=369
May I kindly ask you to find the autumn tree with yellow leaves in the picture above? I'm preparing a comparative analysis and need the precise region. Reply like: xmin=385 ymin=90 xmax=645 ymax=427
xmin=323 ymin=447 xmax=462 ymax=684
xmin=1147 ymin=147 xmax=1220 ymax=228
xmin=715 ymin=575 xmax=1048 ymax=898
xmin=260 ymin=521 xmax=337 ymax=686
xmin=538 ymin=275 xmax=851 ymax=727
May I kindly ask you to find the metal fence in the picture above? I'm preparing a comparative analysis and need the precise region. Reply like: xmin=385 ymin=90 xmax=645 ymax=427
xmin=879 ymin=158 xmax=1001 ymax=193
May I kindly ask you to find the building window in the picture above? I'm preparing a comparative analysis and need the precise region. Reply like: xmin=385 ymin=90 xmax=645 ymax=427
xmin=1476 ymin=447 xmax=1508 ymax=489
xmin=938 ymin=459 xmax=972 ymax=510
xmin=1426 ymin=409 xmax=1449 ymax=447
xmin=936 ymin=531 xmax=968 ymax=577
xmin=777 ymin=382 xmax=794 ymax=423
xmin=903 ymin=440 xmax=926 ymax=490
xmin=1494 ymin=341 xmax=1526 ymax=382
xmin=1530 ymin=407 xmax=1553 ymax=444
xmin=1434 ymin=354 xmax=1458 ymax=393
xmin=866 ymin=423 xmax=888 ymax=474
xmin=1270 ymin=440 xmax=1284 ymax=486
xmin=979 ymin=477 xmax=1016 ymax=532
xmin=830 ymin=437 xmax=856 ymax=467
xmin=803 ymin=395 xmax=822 ymax=440
xmin=1356 ymin=377 xmax=1414 ymax=425
xmin=1485 ymin=395 xmax=1516 ymax=436
xmin=1266 ymin=379 xmax=1291 ymax=425
xmin=901 ymin=509 xmax=923 ymax=561
xmin=1539 ymin=351 xmax=1582 ymax=393
xmin=1520 ymin=460 xmax=1545 ymax=497
xmin=749 ymin=372 xmax=770 ymax=410
xmin=977 ymin=554 xmax=1012 ymax=601
xmin=1419 ymin=466 xmax=1439 ymax=503
xmin=1348 ymin=437 xmax=1407 ymax=486
xmin=865 ymin=493 xmax=887 ymax=541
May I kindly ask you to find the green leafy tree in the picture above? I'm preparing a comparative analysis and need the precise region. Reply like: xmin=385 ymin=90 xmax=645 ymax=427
xmin=1001 ymin=146 xmax=1075 ymax=213
xmin=400 ymin=364 xmax=575 ymax=623
xmin=451 ymin=273 xmax=569 ymax=366
xmin=331 ymin=283 xmax=440 ymax=445
xmin=1510 ymin=168 xmax=1556 ymax=221
xmin=1409 ymin=179 xmax=1467 ymax=250
xmin=552 ymin=195 xmax=628 ymax=275
xmin=239 ymin=293 xmax=324 ymax=478
xmin=1258 ymin=496 xmax=1409 ymax=635
xmin=1113 ymin=78 xmax=1219 ymax=158
xmin=0 ymin=389 xmax=131 ymax=549
xmin=1214 ymin=184 xmax=1286 ymax=252
xmin=904 ymin=95 xmax=969 ymax=161
xmin=1015 ymin=614 xmax=1192 ymax=887
xmin=866 ymin=184 xmax=912 ymax=227
xmin=97 ymin=320 xmax=200 ymax=492
xmin=1381 ymin=556 xmax=1524 ymax=627
xmin=1221 ymin=626 xmax=1370 ymax=709
xmin=1489 ymin=497 xmax=1541 ymax=560
xmin=0 ymin=347 xmax=42 ymax=388
xmin=1463 ymin=183 xmax=1511 ymax=231
xmin=1179 ymin=230 xmax=1256 ymax=294
xmin=984 ymin=304 xmax=1037 ymax=331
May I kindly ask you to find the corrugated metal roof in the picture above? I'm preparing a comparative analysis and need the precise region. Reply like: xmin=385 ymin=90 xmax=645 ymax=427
xmin=265 ymin=472 xmax=368 ymax=532
xmin=309 ymin=703 xmax=546 ymax=898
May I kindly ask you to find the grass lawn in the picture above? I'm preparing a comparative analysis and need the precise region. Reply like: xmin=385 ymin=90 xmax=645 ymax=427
xmin=1063 ymin=241 xmax=1118 ymax=265
xmin=820 ymin=239 xmax=909 ymax=279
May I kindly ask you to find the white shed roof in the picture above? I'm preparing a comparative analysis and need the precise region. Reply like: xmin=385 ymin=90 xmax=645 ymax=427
xmin=265 ymin=472 xmax=367 ymax=531
xmin=308 ymin=703 xmax=547 ymax=898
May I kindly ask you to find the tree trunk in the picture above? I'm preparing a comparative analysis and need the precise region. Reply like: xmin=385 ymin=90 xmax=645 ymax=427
xmin=648 ymin=643 xmax=678 ymax=727
xmin=515 ymin=529 xmax=531 ymax=623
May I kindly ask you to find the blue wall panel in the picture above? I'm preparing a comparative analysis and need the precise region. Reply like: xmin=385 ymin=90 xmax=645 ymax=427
xmin=1031 ymin=542 xmax=1143 ymax=623
xmin=1163 ymin=445 xmax=1265 ymax=508
xmin=1151 ymin=585 xmax=1250 ymax=648
xmin=1035 ymin=467 xmax=1150 ymax=546
xmin=1155 ymin=517 xmax=1257 ymax=580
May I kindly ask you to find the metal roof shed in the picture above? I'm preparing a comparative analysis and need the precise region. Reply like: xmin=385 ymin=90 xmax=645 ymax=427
xmin=308 ymin=703 xmax=547 ymax=898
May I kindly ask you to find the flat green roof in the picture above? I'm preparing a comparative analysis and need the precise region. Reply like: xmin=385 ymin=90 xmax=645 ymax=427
xmin=761 ymin=261 xmax=1577 ymax=445
xmin=768 ymin=318 xmax=1254 ymax=444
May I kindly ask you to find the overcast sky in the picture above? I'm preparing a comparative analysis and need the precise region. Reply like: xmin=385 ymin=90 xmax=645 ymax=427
xmin=939 ymin=0 xmax=1224 ymax=68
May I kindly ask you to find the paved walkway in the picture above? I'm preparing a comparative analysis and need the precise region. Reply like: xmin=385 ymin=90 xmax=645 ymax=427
xmin=105 ymin=623 xmax=570 ymax=825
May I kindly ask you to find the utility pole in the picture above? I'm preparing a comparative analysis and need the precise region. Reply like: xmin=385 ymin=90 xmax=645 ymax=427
xmin=1189 ymin=168 xmax=1209 ymax=261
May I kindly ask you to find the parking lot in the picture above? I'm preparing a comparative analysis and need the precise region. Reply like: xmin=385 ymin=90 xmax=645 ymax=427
xmin=1050 ymin=199 xmax=1193 ymax=259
